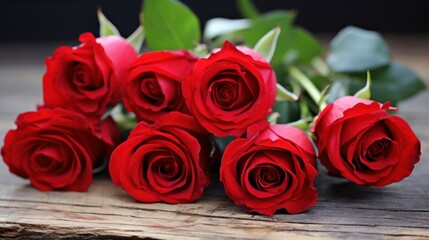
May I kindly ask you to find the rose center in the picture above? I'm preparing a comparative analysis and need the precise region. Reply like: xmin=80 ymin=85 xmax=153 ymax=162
xmin=36 ymin=156 xmax=54 ymax=169
xmin=262 ymin=169 xmax=278 ymax=183
xmin=249 ymin=164 xmax=285 ymax=191
xmin=30 ymin=143 xmax=68 ymax=173
xmin=209 ymin=70 xmax=257 ymax=111
xmin=366 ymin=139 xmax=390 ymax=161
xmin=140 ymin=73 xmax=164 ymax=105
xmin=161 ymin=162 xmax=174 ymax=174
xmin=212 ymin=80 xmax=239 ymax=108
xmin=151 ymin=156 xmax=180 ymax=180
xmin=71 ymin=63 xmax=97 ymax=91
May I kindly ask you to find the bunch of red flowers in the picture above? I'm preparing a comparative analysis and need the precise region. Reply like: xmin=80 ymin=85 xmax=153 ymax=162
xmin=1 ymin=30 xmax=420 ymax=216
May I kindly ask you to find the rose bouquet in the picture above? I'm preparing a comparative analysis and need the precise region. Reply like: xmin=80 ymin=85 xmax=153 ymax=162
xmin=1 ymin=0 xmax=424 ymax=216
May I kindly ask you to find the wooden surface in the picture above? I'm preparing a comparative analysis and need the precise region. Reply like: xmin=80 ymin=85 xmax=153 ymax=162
xmin=0 ymin=36 xmax=429 ymax=239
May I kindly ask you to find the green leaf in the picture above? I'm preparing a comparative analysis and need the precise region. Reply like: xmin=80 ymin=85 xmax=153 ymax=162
xmin=203 ymin=18 xmax=251 ymax=40
xmin=327 ymin=26 xmax=391 ymax=72
xmin=276 ymin=83 xmax=298 ymax=102
xmin=208 ymin=11 xmax=323 ymax=65
xmin=282 ymin=27 xmax=324 ymax=65
xmin=236 ymin=0 xmax=260 ymax=19
xmin=342 ymin=63 xmax=426 ymax=104
xmin=354 ymin=71 xmax=372 ymax=99
xmin=207 ymin=11 xmax=295 ymax=62
xmin=208 ymin=11 xmax=323 ymax=80
xmin=253 ymin=27 xmax=281 ymax=62
xmin=219 ymin=11 xmax=292 ymax=44
xmin=238 ymin=11 xmax=295 ymax=80
xmin=143 ymin=0 xmax=200 ymax=50
xmin=97 ymin=8 xmax=121 ymax=37
xmin=127 ymin=26 xmax=145 ymax=53
xmin=240 ymin=11 xmax=295 ymax=53
xmin=210 ymin=11 xmax=294 ymax=47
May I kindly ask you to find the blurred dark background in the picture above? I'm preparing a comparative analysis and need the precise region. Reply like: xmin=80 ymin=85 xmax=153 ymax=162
xmin=1 ymin=0 xmax=428 ymax=43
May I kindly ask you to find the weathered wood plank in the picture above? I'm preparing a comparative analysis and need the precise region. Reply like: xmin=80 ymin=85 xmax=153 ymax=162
xmin=0 ymin=199 xmax=428 ymax=239
xmin=0 ymin=159 xmax=428 ymax=239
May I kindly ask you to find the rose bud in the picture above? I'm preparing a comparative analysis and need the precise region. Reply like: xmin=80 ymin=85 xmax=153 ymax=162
xmin=109 ymin=112 xmax=215 ymax=203
xmin=1 ymin=107 xmax=115 ymax=191
xmin=182 ymin=40 xmax=277 ymax=138
xmin=43 ymin=32 xmax=137 ymax=123
xmin=122 ymin=50 xmax=197 ymax=123
xmin=220 ymin=124 xmax=318 ymax=216
xmin=313 ymin=96 xmax=421 ymax=187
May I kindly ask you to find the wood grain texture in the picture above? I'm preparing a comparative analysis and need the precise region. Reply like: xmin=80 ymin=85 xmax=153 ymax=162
xmin=0 ymin=37 xmax=428 ymax=239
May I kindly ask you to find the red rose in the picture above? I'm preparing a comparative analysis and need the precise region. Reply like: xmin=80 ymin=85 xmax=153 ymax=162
xmin=43 ymin=32 xmax=137 ymax=122
xmin=109 ymin=112 xmax=214 ymax=203
xmin=122 ymin=50 xmax=197 ymax=123
xmin=220 ymin=124 xmax=318 ymax=216
xmin=313 ymin=96 xmax=421 ymax=187
xmin=1 ymin=108 xmax=113 ymax=191
xmin=182 ymin=41 xmax=277 ymax=137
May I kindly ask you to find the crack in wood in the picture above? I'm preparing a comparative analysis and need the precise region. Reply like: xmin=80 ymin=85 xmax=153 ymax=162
xmin=0 ymin=223 xmax=158 ymax=240
xmin=1 ymin=221 xmax=428 ymax=239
